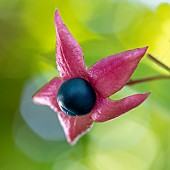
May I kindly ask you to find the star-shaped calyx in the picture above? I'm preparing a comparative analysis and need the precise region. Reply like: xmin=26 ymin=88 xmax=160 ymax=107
xmin=33 ymin=9 xmax=150 ymax=144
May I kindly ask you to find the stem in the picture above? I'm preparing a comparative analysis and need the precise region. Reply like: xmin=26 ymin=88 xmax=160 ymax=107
xmin=147 ymin=54 xmax=170 ymax=73
xmin=126 ymin=75 xmax=170 ymax=86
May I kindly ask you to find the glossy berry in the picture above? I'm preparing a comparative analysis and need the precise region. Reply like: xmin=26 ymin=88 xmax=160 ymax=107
xmin=57 ymin=78 xmax=96 ymax=116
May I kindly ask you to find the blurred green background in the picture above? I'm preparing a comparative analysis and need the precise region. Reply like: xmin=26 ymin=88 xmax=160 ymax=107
xmin=0 ymin=0 xmax=170 ymax=170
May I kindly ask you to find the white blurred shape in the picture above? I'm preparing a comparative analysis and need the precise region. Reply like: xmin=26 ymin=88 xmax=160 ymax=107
xmin=20 ymin=74 xmax=66 ymax=141
xmin=129 ymin=0 xmax=170 ymax=10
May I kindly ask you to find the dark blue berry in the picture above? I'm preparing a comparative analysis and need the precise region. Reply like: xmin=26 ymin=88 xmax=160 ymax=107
xmin=57 ymin=78 xmax=96 ymax=116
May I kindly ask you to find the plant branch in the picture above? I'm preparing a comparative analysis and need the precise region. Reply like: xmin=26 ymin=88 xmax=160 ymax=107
xmin=126 ymin=75 xmax=170 ymax=86
xmin=147 ymin=54 xmax=170 ymax=73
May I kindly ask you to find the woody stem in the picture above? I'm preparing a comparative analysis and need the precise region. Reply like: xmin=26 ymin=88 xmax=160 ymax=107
xmin=147 ymin=54 xmax=170 ymax=73
xmin=126 ymin=75 xmax=170 ymax=86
